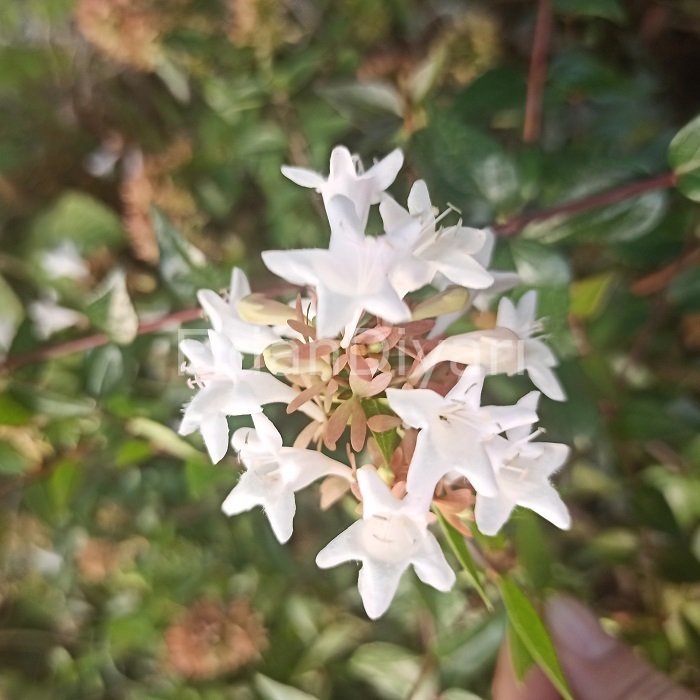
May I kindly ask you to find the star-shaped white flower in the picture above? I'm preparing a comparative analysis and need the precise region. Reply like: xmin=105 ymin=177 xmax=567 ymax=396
xmin=282 ymin=145 xmax=403 ymax=230
xmin=429 ymin=227 xmax=520 ymax=337
xmin=387 ymin=366 xmax=538 ymax=505
xmin=475 ymin=392 xmax=571 ymax=535
xmin=379 ymin=180 xmax=493 ymax=298
xmin=495 ymin=291 xmax=566 ymax=401
xmin=197 ymin=268 xmax=280 ymax=355
xmin=222 ymin=413 xmax=352 ymax=543
xmin=262 ymin=196 xmax=410 ymax=340
xmin=316 ymin=465 xmax=455 ymax=619
xmin=179 ymin=331 xmax=324 ymax=463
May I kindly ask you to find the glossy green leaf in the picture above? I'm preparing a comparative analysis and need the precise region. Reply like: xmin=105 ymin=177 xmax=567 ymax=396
xmin=669 ymin=114 xmax=700 ymax=202
xmin=435 ymin=508 xmax=492 ymax=609
xmin=499 ymin=577 xmax=572 ymax=700
xmin=509 ymin=622 xmax=536 ymax=681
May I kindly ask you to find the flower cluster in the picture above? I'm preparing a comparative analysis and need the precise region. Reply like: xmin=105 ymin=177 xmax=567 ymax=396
xmin=179 ymin=146 xmax=571 ymax=619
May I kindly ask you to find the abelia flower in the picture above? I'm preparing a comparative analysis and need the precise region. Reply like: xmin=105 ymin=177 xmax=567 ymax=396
xmin=387 ymin=366 xmax=538 ymax=505
xmin=476 ymin=392 xmax=571 ymax=535
xmin=197 ymin=268 xmax=280 ymax=355
xmin=316 ymin=466 xmax=455 ymax=619
xmin=281 ymin=145 xmax=403 ymax=230
xmin=175 ymin=144 xmax=572 ymax=619
xmin=262 ymin=196 xmax=410 ymax=340
xmin=223 ymin=413 xmax=351 ymax=543
xmin=179 ymin=331 xmax=323 ymax=463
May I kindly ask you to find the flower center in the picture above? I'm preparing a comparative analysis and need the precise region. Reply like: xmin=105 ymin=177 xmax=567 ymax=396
xmin=361 ymin=514 xmax=422 ymax=563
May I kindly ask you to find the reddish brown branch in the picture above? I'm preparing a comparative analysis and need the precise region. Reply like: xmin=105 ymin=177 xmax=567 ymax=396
xmin=523 ymin=0 xmax=553 ymax=144
xmin=0 ymin=172 xmax=679 ymax=373
xmin=0 ymin=307 xmax=202 ymax=373
xmin=493 ymin=171 xmax=677 ymax=237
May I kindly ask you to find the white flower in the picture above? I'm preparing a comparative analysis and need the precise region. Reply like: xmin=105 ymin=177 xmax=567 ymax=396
xmin=495 ymin=291 xmax=566 ymax=401
xmin=429 ymin=228 xmax=520 ymax=337
xmin=387 ymin=366 xmax=538 ymax=504
xmin=414 ymin=292 xmax=565 ymax=401
xmin=222 ymin=413 xmax=351 ymax=543
xmin=262 ymin=196 xmax=410 ymax=340
xmin=178 ymin=331 xmax=324 ymax=463
xmin=379 ymin=181 xmax=493 ymax=298
xmin=281 ymin=145 xmax=403 ymax=230
xmin=475 ymin=392 xmax=571 ymax=535
xmin=197 ymin=268 xmax=280 ymax=355
xmin=316 ymin=465 xmax=455 ymax=619
xmin=28 ymin=295 xmax=85 ymax=339
xmin=39 ymin=241 xmax=90 ymax=281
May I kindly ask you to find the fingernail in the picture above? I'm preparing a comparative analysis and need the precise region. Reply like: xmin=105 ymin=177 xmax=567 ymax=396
xmin=546 ymin=595 xmax=618 ymax=660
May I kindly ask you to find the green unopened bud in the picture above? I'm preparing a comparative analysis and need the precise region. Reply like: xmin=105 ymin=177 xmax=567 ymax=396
xmin=237 ymin=293 xmax=295 ymax=325
xmin=411 ymin=287 xmax=470 ymax=321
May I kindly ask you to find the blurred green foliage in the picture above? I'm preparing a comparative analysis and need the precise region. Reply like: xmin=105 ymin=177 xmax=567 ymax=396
xmin=1 ymin=0 xmax=700 ymax=697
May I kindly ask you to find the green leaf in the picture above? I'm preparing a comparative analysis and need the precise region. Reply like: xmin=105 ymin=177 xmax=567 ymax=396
xmin=84 ymin=271 xmax=139 ymax=345
xmin=0 ymin=439 xmax=29 ymax=475
xmin=508 ymin=623 xmax=536 ymax=681
xmin=349 ymin=642 xmax=437 ymax=700
xmin=362 ymin=399 xmax=399 ymax=467
xmin=510 ymin=239 xmax=571 ymax=286
xmin=555 ymin=0 xmax=626 ymax=23
xmin=499 ymin=577 xmax=572 ymax=700
xmin=152 ymin=208 xmax=219 ymax=301
xmin=48 ymin=459 xmax=81 ymax=513
xmin=28 ymin=191 xmax=123 ymax=252
xmin=0 ymin=274 xmax=23 ymax=353
xmin=320 ymin=81 xmax=405 ymax=120
xmin=435 ymin=508 xmax=492 ymax=609
xmin=126 ymin=417 xmax=202 ymax=462
xmin=669 ymin=113 xmax=700 ymax=202
xmin=570 ymin=272 xmax=616 ymax=319
xmin=254 ymin=674 xmax=317 ymax=700
xmin=514 ymin=511 xmax=553 ymax=591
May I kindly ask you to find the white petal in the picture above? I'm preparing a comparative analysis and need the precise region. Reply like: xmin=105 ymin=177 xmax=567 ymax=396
xmin=452 ymin=442 xmax=498 ymax=497
xmin=474 ymin=494 xmax=515 ymax=536
xmin=316 ymin=520 xmax=365 ymax=568
xmin=364 ymin=148 xmax=404 ymax=195
xmin=315 ymin=287 xmax=362 ymax=340
xmin=506 ymin=391 xmax=541 ymax=441
xmin=517 ymin=290 xmax=538 ymax=326
xmin=358 ymin=558 xmax=406 ymax=619
xmin=264 ymin=489 xmax=297 ymax=543
xmin=329 ymin=146 xmax=356 ymax=179
xmin=197 ymin=289 xmax=229 ymax=332
xmin=221 ymin=473 xmax=262 ymax=515
xmin=524 ymin=442 xmax=570 ymax=477
xmin=362 ymin=286 xmax=411 ymax=325
xmin=201 ymin=414 xmax=230 ymax=463
xmin=251 ymin=412 xmax=284 ymax=453
xmin=485 ymin=404 xmax=538 ymax=433
xmin=412 ymin=533 xmax=456 ymax=591
xmin=435 ymin=253 xmax=493 ymax=290
xmin=386 ymin=388 xmax=447 ymax=430
xmin=281 ymin=165 xmax=325 ymax=189
xmin=407 ymin=179 xmax=431 ymax=216
xmin=326 ymin=194 xmax=365 ymax=247
xmin=405 ymin=430 xmax=447 ymax=508
xmin=446 ymin=365 xmax=485 ymax=409
xmin=379 ymin=195 xmax=411 ymax=232
xmin=261 ymin=249 xmax=319 ymax=287
xmin=518 ymin=482 xmax=571 ymax=530
xmin=357 ymin=466 xmax=400 ymax=518
xmin=180 ymin=338 xmax=212 ymax=368
xmin=496 ymin=296 xmax=519 ymax=333
xmin=527 ymin=363 xmax=566 ymax=401
xmin=279 ymin=447 xmax=352 ymax=491
xmin=230 ymin=267 xmax=251 ymax=302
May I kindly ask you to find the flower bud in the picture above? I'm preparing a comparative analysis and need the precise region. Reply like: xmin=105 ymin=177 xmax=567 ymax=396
xmin=411 ymin=287 xmax=470 ymax=321
xmin=237 ymin=293 xmax=295 ymax=326
xmin=263 ymin=341 xmax=332 ymax=380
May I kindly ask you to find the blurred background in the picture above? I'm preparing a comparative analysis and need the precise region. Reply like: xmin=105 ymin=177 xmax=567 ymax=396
xmin=1 ymin=0 xmax=700 ymax=697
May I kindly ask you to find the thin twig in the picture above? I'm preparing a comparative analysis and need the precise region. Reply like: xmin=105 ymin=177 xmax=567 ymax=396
xmin=0 ymin=307 xmax=202 ymax=373
xmin=523 ymin=0 xmax=553 ymax=144
xmin=493 ymin=171 xmax=677 ymax=237
xmin=0 ymin=171 xmax=679 ymax=373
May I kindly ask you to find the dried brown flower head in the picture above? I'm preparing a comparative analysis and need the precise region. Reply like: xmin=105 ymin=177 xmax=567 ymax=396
xmin=164 ymin=598 xmax=267 ymax=680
